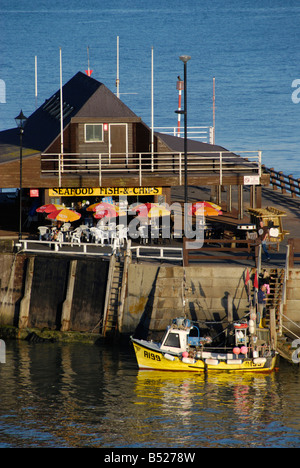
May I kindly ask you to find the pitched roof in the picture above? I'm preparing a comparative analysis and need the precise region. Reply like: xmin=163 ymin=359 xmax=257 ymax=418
xmin=0 ymin=71 xmax=139 ymax=156
xmin=155 ymin=132 xmax=243 ymax=164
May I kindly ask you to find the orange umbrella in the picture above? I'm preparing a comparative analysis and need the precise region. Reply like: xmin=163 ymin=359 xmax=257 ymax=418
xmin=47 ymin=208 xmax=81 ymax=222
xmin=131 ymin=202 xmax=170 ymax=218
xmin=188 ymin=202 xmax=223 ymax=217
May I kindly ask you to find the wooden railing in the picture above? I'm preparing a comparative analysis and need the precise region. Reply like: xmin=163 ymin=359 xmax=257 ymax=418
xmin=287 ymin=238 xmax=300 ymax=268
xmin=263 ymin=166 xmax=300 ymax=198
xmin=183 ymin=237 xmax=259 ymax=266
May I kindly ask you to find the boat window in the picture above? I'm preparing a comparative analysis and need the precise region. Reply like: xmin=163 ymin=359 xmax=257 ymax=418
xmin=163 ymin=332 xmax=181 ymax=348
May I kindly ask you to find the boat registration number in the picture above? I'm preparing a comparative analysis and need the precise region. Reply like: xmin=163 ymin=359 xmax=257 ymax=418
xmin=243 ymin=360 xmax=263 ymax=368
xmin=144 ymin=350 xmax=161 ymax=361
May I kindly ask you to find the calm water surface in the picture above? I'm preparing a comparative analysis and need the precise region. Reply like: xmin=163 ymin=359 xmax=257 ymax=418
xmin=1 ymin=0 xmax=300 ymax=177
xmin=0 ymin=340 xmax=299 ymax=448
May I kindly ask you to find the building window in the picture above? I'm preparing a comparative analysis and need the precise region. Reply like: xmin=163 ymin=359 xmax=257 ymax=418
xmin=85 ymin=124 xmax=103 ymax=142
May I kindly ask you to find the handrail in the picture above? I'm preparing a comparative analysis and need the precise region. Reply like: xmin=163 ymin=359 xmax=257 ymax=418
xmin=19 ymin=239 xmax=112 ymax=257
xmin=280 ymin=313 xmax=300 ymax=342
xmin=41 ymin=150 xmax=261 ymax=187
xmin=130 ymin=245 xmax=183 ymax=263
xmin=153 ymin=126 xmax=214 ymax=143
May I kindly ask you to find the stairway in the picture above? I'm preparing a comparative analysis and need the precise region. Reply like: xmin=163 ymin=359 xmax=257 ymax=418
xmin=103 ymin=256 xmax=124 ymax=336
xmin=264 ymin=268 xmax=285 ymax=327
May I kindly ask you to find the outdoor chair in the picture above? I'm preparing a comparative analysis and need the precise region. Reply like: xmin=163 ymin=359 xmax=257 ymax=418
xmin=70 ymin=227 xmax=82 ymax=246
xmin=118 ymin=226 xmax=128 ymax=247
xmin=90 ymin=227 xmax=109 ymax=246
xmin=112 ymin=236 xmax=121 ymax=254
xmin=38 ymin=226 xmax=50 ymax=241
xmin=80 ymin=225 xmax=90 ymax=242
xmin=138 ymin=225 xmax=148 ymax=244
xmin=55 ymin=231 xmax=64 ymax=248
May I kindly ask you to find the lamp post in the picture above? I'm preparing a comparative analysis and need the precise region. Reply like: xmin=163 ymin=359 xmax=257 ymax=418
xmin=176 ymin=55 xmax=191 ymax=206
xmin=179 ymin=55 xmax=191 ymax=205
xmin=15 ymin=110 xmax=28 ymax=242
xmin=175 ymin=56 xmax=191 ymax=240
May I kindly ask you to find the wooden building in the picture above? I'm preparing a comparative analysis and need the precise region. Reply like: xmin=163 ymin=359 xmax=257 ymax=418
xmin=0 ymin=71 xmax=268 ymax=216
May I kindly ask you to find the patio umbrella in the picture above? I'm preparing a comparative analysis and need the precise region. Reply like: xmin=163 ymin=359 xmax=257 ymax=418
xmin=36 ymin=203 xmax=64 ymax=213
xmin=188 ymin=201 xmax=223 ymax=217
xmin=88 ymin=202 xmax=125 ymax=218
xmin=132 ymin=203 xmax=171 ymax=218
xmin=47 ymin=208 xmax=81 ymax=222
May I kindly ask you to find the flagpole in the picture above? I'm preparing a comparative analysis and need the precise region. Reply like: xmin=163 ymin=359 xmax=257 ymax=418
xmin=116 ymin=36 xmax=120 ymax=98
xmin=151 ymin=46 xmax=154 ymax=171
xmin=35 ymin=56 xmax=38 ymax=109
xmin=59 ymin=47 xmax=63 ymax=187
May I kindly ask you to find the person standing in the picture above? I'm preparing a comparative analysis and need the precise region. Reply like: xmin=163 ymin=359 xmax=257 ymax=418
xmin=257 ymin=284 xmax=267 ymax=328
xmin=258 ymin=219 xmax=270 ymax=262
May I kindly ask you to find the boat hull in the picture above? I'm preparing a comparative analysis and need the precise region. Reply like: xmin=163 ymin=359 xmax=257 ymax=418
xmin=131 ymin=339 xmax=277 ymax=373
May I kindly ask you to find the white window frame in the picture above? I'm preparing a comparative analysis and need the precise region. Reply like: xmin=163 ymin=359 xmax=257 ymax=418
xmin=84 ymin=123 xmax=104 ymax=143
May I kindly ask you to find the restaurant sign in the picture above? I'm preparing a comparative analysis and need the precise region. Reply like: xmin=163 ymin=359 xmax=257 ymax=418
xmin=49 ymin=187 xmax=162 ymax=197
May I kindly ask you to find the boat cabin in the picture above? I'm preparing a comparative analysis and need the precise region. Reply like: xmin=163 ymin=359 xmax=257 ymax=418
xmin=159 ymin=317 xmax=204 ymax=354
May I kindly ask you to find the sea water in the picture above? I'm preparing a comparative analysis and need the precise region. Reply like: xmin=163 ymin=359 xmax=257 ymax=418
xmin=0 ymin=340 xmax=299 ymax=448
xmin=0 ymin=1 xmax=300 ymax=450
xmin=0 ymin=0 xmax=300 ymax=177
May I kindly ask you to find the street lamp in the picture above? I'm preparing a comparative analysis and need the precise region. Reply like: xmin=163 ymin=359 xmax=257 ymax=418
xmin=175 ymin=56 xmax=191 ymax=240
xmin=176 ymin=55 xmax=191 ymax=206
xmin=15 ymin=110 xmax=28 ymax=242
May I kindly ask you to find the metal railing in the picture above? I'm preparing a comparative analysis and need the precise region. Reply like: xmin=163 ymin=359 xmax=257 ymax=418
xmin=19 ymin=239 xmax=112 ymax=257
xmin=41 ymin=150 xmax=262 ymax=187
xmin=153 ymin=126 xmax=214 ymax=143
xmin=18 ymin=238 xmax=184 ymax=262
xmin=130 ymin=245 xmax=183 ymax=263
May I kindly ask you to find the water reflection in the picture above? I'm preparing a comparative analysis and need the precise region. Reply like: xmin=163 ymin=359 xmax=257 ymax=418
xmin=0 ymin=341 xmax=299 ymax=448
xmin=134 ymin=370 xmax=284 ymax=447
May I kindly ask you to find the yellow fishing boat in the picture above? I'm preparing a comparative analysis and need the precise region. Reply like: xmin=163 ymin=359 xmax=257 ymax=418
xmin=131 ymin=318 xmax=277 ymax=373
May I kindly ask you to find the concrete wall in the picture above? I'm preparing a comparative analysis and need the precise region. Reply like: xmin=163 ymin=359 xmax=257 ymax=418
xmin=123 ymin=264 xmax=250 ymax=337
xmin=285 ymin=269 xmax=300 ymax=331
xmin=1 ymin=250 xmax=300 ymax=339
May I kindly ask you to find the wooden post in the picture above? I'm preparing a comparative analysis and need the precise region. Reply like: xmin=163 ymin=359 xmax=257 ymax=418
xmin=279 ymin=171 xmax=286 ymax=194
xmin=288 ymin=238 xmax=294 ymax=269
xmin=269 ymin=308 xmax=277 ymax=349
xmin=238 ymin=185 xmax=243 ymax=219
xmin=61 ymin=260 xmax=77 ymax=332
xmin=183 ymin=237 xmax=189 ymax=266
xmin=227 ymin=185 xmax=232 ymax=212
xmin=256 ymin=185 xmax=262 ymax=208
xmin=288 ymin=174 xmax=297 ymax=198
xmin=19 ymin=256 xmax=35 ymax=329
